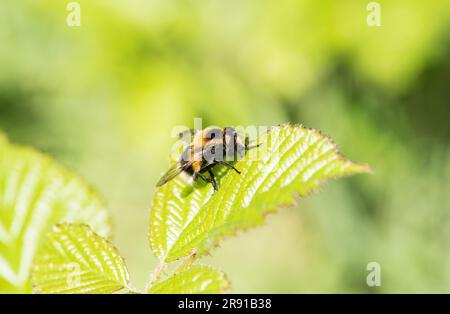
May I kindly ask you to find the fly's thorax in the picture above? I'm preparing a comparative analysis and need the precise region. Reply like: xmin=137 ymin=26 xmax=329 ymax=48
xmin=203 ymin=139 xmax=225 ymax=162
xmin=192 ymin=131 xmax=205 ymax=149
xmin=202 ymin=127 xmax=223 ymax=142
xmin=180 ymin=144 xmax=202 ymax=162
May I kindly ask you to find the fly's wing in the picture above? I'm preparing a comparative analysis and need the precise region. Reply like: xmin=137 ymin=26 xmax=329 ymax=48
xmin=156 ymin=163 xmax=185 ymax=187
xmin=156 ymin=160 xmax=196 ymax=187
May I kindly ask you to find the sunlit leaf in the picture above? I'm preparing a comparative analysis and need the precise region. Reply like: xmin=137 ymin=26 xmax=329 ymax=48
xmin=0 ymin=135 xmax=110 ymax=292
xmin=31 ymin=224 xmax=129 ymax=294
xmin=148 ymin=265 xmax=229 ymax=294
xmin=149 ymin=124 xmax=371 ymax=262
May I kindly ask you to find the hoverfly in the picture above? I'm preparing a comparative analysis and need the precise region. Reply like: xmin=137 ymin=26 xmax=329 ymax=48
xmin=156 ymin=126 xmax=259 ymax=191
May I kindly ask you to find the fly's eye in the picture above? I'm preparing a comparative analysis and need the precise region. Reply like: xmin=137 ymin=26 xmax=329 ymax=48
xmin=204 ymin=128 xmax=223 ymax=140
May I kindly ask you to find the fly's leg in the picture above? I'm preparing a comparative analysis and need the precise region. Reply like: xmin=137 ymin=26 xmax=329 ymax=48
xmin=217 ymin=160 xmax=241 ymax=174
xmin=246 ymin=144 xmax=260 ymax=150
xmin=195 ymin=171 xmax=218 ymax=191
xmin=245 ymin=135 xmax=261 ymax=150
xmin=207 ymin=169 xmax=218 ymax=191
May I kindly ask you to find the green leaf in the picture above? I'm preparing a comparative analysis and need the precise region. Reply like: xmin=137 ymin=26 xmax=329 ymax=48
xmin=0 ymin=135 xmax=111 ymax=293
xmin=31 ymin=224 xmax=129 ymax=294
xmin=148 ymin=265 xmax=229 ymax=294
xmin=149 ymin=124 xmax=371 ymax=262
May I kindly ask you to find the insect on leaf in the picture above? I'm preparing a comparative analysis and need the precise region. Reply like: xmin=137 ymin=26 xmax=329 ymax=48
xmin=31 ymin=224 xmax=129 ymax=294
xmin=149 ymin=124 xmax=371 ymax=262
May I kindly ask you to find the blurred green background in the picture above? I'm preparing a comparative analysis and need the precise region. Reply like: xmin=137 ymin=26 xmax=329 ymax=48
xmin=1 ymin=0 xmax=450 ymax=293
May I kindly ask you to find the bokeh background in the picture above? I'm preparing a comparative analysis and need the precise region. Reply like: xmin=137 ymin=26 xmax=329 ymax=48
xmin=1 ymin=0 xmax=450 ymax=293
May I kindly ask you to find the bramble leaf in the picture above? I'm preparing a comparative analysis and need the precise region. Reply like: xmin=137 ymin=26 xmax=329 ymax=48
xmin=0 ymin=135 xmax=110 ymax=292
xmin=149 ymin=124 xmax=371 ymax=262
xmin=31 ymin=224 xmax=129 ymax=294
xmin=148 ymin=265 xmax=229 ymax=294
